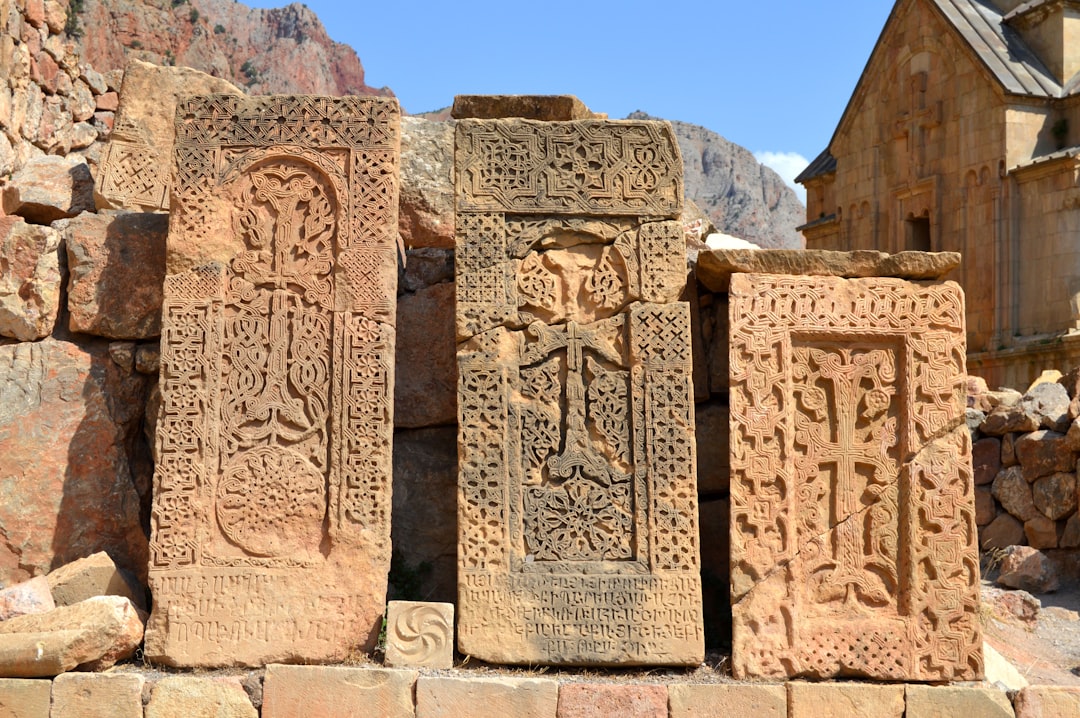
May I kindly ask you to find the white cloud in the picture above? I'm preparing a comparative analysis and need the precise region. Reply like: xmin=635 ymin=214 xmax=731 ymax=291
xmin=753 ymin=151 xmax=809 ymax=205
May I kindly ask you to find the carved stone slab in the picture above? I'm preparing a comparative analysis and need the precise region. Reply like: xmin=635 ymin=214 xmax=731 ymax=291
xmin=384 ymin=601 xmax=454 ymax=669
xmin=455 ymin=113 xmax=703 ymax=666
xmin=145 ymin=95 xmax=400 ymax=667
xmin=728 ymin=273 xmax=983 ymax=681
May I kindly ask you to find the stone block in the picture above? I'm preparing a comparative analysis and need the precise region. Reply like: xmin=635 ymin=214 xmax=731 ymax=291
xmin=0 ymin=338 xmax=149 ymax=587
xmin=416 ymin=676 xmax=558 ymax=718
xmin=0 ymin=679 xmax=49 ymax=718
xmin=395 ymin=280 xmax=456 ymax=427
xmin=1024 ymin=516 xmax=1058 ymax=549
xmin=0 ymin=578 xmax=52 ymax=622
xmin=668 ymin=683 xmax=786 ymax=718
xmin=94 ymin=59 xmax=242 ymax=212
xmin=6 ymin=156 xmax=93 ymax=224
xmin=729 ymin=273 xmax=981 ymax=680
xmin=145 ymin=677 xmax=257 ymax=718
xmin=1062 ymin=513 xmax=1080 ymax=548
xmin=384 ymin=600 xmax=453 ymax=669
xmin=451 ymin=94 xmax=596 ymax=121
xmin=0 ymin=217 xmax=61 ymax=341
xmin=57 ymin=211 xmax=167 ymax=339
xmin=145 ymin=95 xmax=401 ymax=667
xmin=982 ymin=406 xmax=1039 ymax=436
xmin=46 ymin=551 xmax=142 ymax=608
xmin=975 ymin=485 xmax=996 ymax=525
xmin=696 ymin=248 xmax=960 ymax=291
xmin=0 ymin=596 xmax=143 ymax=676
xmin=454 ymin=111 xmax=701 ymax=666
xmin=262 ymin=665 xmax=417 ymax=718
xmin=1013 ymin=686 xmax=1080 ymax=718
xmin=905 ymin=685 xmax=1013 ymax=718
xmin=555 ymin=684 xmax=667 ymax=718
xmin=51 ymin=672 xmax=144 ymax=718
xmin=1032 ymin=472 xmax=1076 ymax=520
xmin=788 ymin=682 xmax=904 ymax=718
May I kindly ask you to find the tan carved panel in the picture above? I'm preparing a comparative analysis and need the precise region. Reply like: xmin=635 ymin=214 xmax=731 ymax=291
xmin=146 ymin=95 xmax=400 ymax=667
xmin=728 ymin=273 xmax=983 ymax=681
xmin=455 ymin=114 xmax=702 ymax=666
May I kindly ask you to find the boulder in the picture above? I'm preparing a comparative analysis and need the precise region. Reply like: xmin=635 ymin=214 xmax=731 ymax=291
xmin=1062 ymin=514 xmax=1080 ymax=548
xmin=1002 ymin=432 xmax=1019 ymax=467
xmin=57 ymin=211 xmax=168 ymax=339
xmin=972 ymin=437 xmax=1001 ymax=486
xmin=1024 ymin=516 xmax=1059 ymax=549
xmin=95 ymin=59 xmax=243 ymax=212
xmin=1021 ymin=381 xmax=1071 ymax=433
xmin=0 ymin=216 xmax=62 ymax=341
xmin=0 ymin=338 xmax=150 ymax=586
xmin=991 ymin=466 xmax=1039 ymax=522
xmin=974 ymin=485 xmax=996 ymax=526
xmin=0 ymin=577 xmax=53 ymax=622
xmin=981 ymin=584 xmax=1041 ymax=626
xmin=399 ymin=116 xmax=454 ymax=250
xmin=996 ymin=545 xmax=1059 ymax=593
xmin=1014 ymin=430 xmax=1075 ymax=482
xmin=0 ymin=596 xmax=144 ymax=675
xmin=1032 ymin=472 xmax=1076 ymax=521
xmin=5 ymin=156 xmax=94 ymax=224
xmin=980 ymin=513 xmax=1025 ymax=550
xmin=394 ymin=281 xmax=455 ymax=428
xmin=981 ymin=404 xmax=1039 ymax=436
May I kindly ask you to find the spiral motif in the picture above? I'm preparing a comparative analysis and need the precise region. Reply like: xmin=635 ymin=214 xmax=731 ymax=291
xmin=390 ymin=605 xmax=451 ymax=660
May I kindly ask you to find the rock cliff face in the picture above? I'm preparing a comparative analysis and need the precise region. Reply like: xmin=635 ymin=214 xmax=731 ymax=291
xmin=70 ymin=0 xmax=390 ymax=97
xmin=630 ymin=112 xmax=805 ymax=249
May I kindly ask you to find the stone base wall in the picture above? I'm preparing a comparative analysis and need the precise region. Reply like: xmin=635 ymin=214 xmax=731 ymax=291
xmin=1 ymin=667 xmax=1070 ymax=717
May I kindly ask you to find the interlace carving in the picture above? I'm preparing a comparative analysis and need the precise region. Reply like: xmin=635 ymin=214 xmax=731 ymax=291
xmin=147 ymin=95 xmax=400 ymax=667
xmin=728 ymin=273 xmax=982 ymax=681
xmin=455 ymin=112 xmax=701 ymax=666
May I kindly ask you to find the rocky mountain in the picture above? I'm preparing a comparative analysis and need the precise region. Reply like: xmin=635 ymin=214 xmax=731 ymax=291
xmin=629 ymin=112 xmax=804 ymax=249
xmin=69 ymin=0 xmax=390 ymax=97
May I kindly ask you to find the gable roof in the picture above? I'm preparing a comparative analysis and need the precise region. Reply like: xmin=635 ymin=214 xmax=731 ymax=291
xmin=799 ymin=0 xmax=1067 ymax=184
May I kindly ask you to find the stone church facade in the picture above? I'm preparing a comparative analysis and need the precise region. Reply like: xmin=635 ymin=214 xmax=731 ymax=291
xmin=798 ymin=0 xmax=1080 ymax=388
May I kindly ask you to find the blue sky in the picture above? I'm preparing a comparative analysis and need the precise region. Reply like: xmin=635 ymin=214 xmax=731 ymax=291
xmin=245 ymin=1 xmax=899 ymax=202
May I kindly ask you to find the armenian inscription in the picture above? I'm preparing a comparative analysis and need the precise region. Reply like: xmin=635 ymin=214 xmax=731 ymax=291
xmin=728 ymin=272 xmax=983 ymax=681
xmin=455 ymin=107 xmax=703 ymax=666
xmin=146 ymin=95 xmax=400 ymax=667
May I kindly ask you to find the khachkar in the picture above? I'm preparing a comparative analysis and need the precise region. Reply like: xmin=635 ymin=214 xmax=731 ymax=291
xmin=454 ymin=96 xmax=704 ymax=666
xmin=146 ymin=95 xmax=400 ymax=667
xmin=727 ymin=262 xmax=983 ymax=680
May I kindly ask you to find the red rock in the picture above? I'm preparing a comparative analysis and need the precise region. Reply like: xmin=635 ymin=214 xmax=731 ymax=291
xmin=997 ymin=545 xmax=1059 ymax=593
xmin=29 ymin=51 xmax=58 ymax=94
xmin=416 ymin=676 xmax=559 ymax=718
xmin=0 ymin=596 xmax=144 ymax=675
xmin=0 ymin=678 xmax=50 ymax=717
xmin=6 ymin=156 xmax=94 ymax=224
xmin=95 ymin=91 xmax=118 ymax=112
xmin=1024 ymin=516 xmax=1059 ymax=549
xmin=262 ymin=665 xmax=417 ymax=718
xmin=0 ymin=216 xmax=61 ymax=341
xmin=981 ymin=512 xmax=1026 ymax=549
xmin=1015 ymin=430 xmax=1075 ymax=481
xmin=556 ymin=684 xmax=668 ymax=718
xmin=57 ymin=211 xmax=168 ymax=339
xmin=974 ymin=485 xmax=996 ymax=526
xmin=1014 ymin=686 xmax=1080 ymax=718
xmin=0 ymin=338 xmax=150 ymax=586
xmin=0 ymin=577 xmax=53 ymax=622
xmin=972 ymin=437 xmax=1002 ymax=485
xmin=1062 ymin=514 xmax=1080 ymax=548
xmin=966 ymin=374 xmax=989 ymax=408
xmin=395 ymin=281 xmax=455 ymax=427
xmin=1032 ymin=472 xmax=1076 ymax=520
xmin=51 ymin=672 xmax=144 ymax=718
xmin=145 ymin=677 xmax=257 ymax=718
xmin=982 ymin=584 xmax=1041 ymax=626
xmin=24 ymin=0 xmax=45 ymax=28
